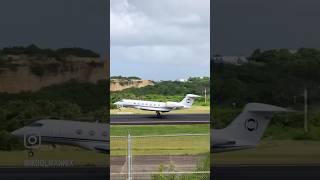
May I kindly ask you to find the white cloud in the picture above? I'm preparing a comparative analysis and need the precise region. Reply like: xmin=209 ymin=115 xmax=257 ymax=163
xmin=111 ymin=0 xmax=210 ymax=80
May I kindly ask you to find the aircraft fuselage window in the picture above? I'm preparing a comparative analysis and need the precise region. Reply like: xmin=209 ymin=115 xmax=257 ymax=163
xmin=29 ymin=122 xmax=43 ymax=127
xmin=89 ymin=130 xmax=95 ymax=136
xmin=76 ymin=129 xmax=82 ymax=135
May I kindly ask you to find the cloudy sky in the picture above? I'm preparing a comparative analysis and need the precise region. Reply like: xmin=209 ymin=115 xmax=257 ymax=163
xmin=213 ymin=0 xmax=320 ymax=56
xmin=0 ymin=0 xmax=107 ymax=56
xmin=110 ymin=0 xmax=210 ymax=81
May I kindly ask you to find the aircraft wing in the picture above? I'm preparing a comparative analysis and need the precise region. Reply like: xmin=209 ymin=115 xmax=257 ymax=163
xmin=139 ymin=107 xmax=170 ymax=112
xmin=81 ymin=142 xmax=109 ymax=153
xmin=94 ymin=145 xmax=109 ymax=153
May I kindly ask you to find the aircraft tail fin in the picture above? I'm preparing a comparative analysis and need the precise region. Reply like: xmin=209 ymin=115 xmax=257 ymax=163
xmin=180 ymin=94 xmax=201 ymax=108
xmin=221 ymin=103 xmax=291 ymax=146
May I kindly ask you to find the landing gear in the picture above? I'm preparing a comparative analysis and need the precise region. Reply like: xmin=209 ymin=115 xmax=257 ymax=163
xmin=156 ymin=111 xmax=161 ymax=117
xmin=117 ymin=105 xmax=122 ymax=111
xmin=27 ymin=150 xmax=34 ymax=157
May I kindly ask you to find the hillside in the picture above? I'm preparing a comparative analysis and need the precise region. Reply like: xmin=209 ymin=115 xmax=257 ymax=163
xmin=110 ymin=76 xmax=154 ymax=91
xmin=212 ymin=48 xmax=320 ymax=140
xmin=110 ymin=77 xmax=210 ymax=108
xmin=0 ymin=45 xmax=106 ymax=92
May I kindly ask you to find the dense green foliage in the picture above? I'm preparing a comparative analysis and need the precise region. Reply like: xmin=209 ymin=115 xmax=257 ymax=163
xmin=212 ymin=48 xmax=320 ymax=140
xmin=110 ymin=77 xmax=210 ymax=108
xmin=0 ymin=80 xmax=108 ymax=150
xmin=213 ymin=48 xmax=320 ymax=107
xmin=0 ymin=44 xmax=100 ymax=58
xmin=111 ymin=76 xmax=141 ymax=80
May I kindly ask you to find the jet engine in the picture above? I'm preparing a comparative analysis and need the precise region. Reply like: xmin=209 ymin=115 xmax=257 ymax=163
xmin=166 ymin=102 xmax=183 ymax=108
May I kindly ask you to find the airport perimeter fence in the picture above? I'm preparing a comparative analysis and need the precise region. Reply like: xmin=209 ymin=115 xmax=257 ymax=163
xmin=110 ymin=134 xmax=210 ymax=180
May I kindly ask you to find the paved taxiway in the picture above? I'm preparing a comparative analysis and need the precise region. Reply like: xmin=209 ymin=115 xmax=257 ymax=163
xmin=110 ymin=113 xmax=209 ymax=125
xmin=0 ymin=167 xmax=108 ymax=180
xmin=212 ymin=164 xmax=320 ymax=180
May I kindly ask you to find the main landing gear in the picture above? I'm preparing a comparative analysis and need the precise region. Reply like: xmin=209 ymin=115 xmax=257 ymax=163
xmin=156 ymin=111 xmax=161 ymax=117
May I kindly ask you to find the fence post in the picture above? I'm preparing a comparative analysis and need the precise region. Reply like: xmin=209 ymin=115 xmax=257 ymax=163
xmin=127 ymin=133 xmax=132 ymax=180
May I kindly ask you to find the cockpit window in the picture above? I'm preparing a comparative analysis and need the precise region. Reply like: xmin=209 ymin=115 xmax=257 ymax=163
xmin=28 ymin=122 xmax=43 ymax=127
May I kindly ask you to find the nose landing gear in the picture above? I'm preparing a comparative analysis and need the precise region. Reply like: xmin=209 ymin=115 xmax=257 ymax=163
xmin=117 ymin=104 xmax=124 ymax=110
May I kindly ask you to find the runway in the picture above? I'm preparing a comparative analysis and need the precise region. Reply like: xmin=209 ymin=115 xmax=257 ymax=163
xmin=110 ymin=113 xmax=210 ymax=125
xmin=212 ymin=164 xmax=320 ymax=180
xmin=0 ymin=167 xmax=108 ymax=180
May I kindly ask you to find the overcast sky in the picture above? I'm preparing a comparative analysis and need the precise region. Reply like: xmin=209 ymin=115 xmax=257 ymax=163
xmin=110 ymin=0 xmax=210 ymax=81
xmin=0 ymin=0 xmax=107 ymax=56
xmin=213 ymin=0 xmax=320 ymax=56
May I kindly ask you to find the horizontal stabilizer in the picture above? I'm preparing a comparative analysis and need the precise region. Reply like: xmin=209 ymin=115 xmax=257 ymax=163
xmin=244 ymin=103 xmax=293 ymax=112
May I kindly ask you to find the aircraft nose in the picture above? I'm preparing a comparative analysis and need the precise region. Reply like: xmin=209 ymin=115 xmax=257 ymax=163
xmin=11 ymin=129 xmax=23 ymax=137
xmin=114 ymin=102 xmax=122 ymax=105
xmin=11 ymin=130 xmax=18 ymax=136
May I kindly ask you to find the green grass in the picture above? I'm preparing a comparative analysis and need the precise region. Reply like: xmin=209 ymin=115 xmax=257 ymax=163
xmin=213 ymin=140 xmax=320 ymax=165
xmin=110 ymin=124 xmax=210 ymax=136
xmin=264 ymin=126 xmax=320 ymax=140
xmin=110 ymin=124 xmax=210 ymax=156
xmin=111 ymin=136 xmax=210 ymax=156
xmin=110 ymin=105 xmax=209 ymax=115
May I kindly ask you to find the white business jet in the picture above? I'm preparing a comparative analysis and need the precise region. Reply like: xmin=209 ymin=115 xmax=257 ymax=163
xmin=212 ymin=103 xmax=292 ymax=153
xmin=114 ymin=94 xmax=201 ymax=116
xmin=11 ymin=119 xmax=109 ymax=157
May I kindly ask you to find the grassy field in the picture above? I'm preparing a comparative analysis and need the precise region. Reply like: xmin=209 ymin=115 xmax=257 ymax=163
xmin=111 ymin=135 xmax=210 ymax=156
xmin=0 ymin=148 xmax=107 ymax=166
xmin=110 ymin=124 xmax=210 ymax=136
xmin=110 ymin=105 xmax=210 ymax=115
xmin=110 ymin=124 xmax=210 ymax=156
xmin=213 ymin=140 xmax=320 ymax=165
xmin=3 ymin=140 xmax=320 ymax=165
